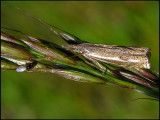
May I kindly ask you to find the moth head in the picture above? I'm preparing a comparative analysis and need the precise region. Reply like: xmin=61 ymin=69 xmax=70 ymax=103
xmin=62 ymin=45 xmax=83 ymax=53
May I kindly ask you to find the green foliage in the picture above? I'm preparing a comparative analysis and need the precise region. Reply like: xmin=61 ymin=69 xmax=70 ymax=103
xmin=1 ymin=1 xmax=159 ymax=119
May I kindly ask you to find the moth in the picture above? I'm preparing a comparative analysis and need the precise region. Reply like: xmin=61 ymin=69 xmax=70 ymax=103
xmin=62 ymin=43 xmax=151 ymax=69
xmin=16 ymin=8 xmax=151 ymax=70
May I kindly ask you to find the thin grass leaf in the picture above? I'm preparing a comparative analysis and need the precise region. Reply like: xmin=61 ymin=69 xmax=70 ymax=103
xmin=1 ymin=40 xmax=34 ymax=65
xmin=1 ymin=57 xmax=18 ymax=70
xmin=1 ymin=31 xmax=25 ymax=46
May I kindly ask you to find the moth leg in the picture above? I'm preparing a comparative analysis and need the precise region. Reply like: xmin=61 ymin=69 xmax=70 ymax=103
xmin=119 ymin=55 xmax=150 ymax=69
xmin=84 ymin=56 xmax=106 ymax=73
xmin=84 ymin=60 xmax=101 ymax=70
xmin=65 ymin=53 xmax=84 ymax=58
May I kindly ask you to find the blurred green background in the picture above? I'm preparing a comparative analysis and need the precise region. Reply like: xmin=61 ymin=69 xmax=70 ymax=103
xmin=1 ymin=1 xmax=159 ymax=119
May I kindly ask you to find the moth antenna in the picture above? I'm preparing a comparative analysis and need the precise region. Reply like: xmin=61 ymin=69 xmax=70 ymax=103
xmin=15 ymin=7 xmax=86 ymax=44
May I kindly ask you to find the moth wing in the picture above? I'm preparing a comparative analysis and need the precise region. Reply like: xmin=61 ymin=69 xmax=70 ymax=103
xmin=81 ymin=43 xmax=117 ymax=48
xmin=119 ymin=46 xmax=151 ymax=55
